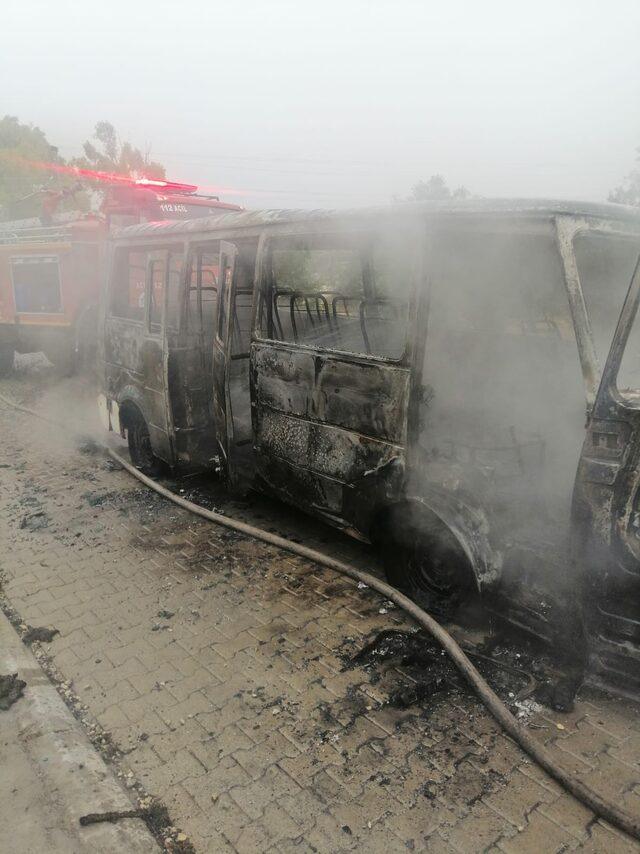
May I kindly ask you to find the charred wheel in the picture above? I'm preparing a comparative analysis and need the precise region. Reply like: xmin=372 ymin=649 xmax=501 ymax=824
xmin=126 ymin=409 xmax=163 ymax=476
xmin=46 ymin=342 xmax=75 ymax=377
xmin=379 ymin=503 xmax=473 ymax=616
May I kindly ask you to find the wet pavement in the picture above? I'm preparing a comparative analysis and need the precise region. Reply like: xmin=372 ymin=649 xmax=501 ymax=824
xmin=1 ymin=365 xmax=640 ymax=852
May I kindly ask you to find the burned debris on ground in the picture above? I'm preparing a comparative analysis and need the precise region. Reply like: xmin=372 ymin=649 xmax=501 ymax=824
xmin=345 ymin=623 xmax=584 ymax=719
xmin=22 ymin=625 xmax=60 ymax=644
xmin=0 ymin=673 xmax=26 ymax=711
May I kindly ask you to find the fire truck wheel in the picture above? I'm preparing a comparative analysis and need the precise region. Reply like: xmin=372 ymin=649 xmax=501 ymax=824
xmin=75 ymin=305 xmax=98 ymax=377
xmin=127 ymin=411 xmax=164 ymax=477
xmin=0 ymin=345 xmax=14 ymax=376
xmin=51 ymin=345 xmax=76 ymax=377
xmin=379 ymin=503 xmax=473 ymax=617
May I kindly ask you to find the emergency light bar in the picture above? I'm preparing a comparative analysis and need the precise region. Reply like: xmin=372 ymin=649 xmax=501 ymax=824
xmin=12 ymin=155 xmax=244 ymax=210
xmin=133 ymin=178 xmax=198 ymax=194
xmin=15 ymin=156 xmax=200 ymax=195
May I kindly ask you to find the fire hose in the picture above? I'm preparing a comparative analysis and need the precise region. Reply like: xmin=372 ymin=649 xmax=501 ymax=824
xmin=0 ymin=389 xmax=638 ymax=840
xmin=108 ymin=449 xmax=640 ymax=841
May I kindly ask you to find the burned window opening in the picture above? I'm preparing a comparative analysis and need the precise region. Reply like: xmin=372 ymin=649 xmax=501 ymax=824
xmin=185 ymin=244 xmax=219 ymax=336
xmin=258 ymin=234 xmax=411 ymax=361
xmin=573 ymin=229 xmax=640 ymax=380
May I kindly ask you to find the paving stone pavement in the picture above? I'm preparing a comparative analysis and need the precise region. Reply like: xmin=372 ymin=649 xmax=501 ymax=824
xmin=1 ymin=372 xmax=640 ymax=853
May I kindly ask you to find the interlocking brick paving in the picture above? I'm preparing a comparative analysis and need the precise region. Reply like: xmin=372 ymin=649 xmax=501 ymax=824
xmin=1 ymin=370 xmax=639 ymax=853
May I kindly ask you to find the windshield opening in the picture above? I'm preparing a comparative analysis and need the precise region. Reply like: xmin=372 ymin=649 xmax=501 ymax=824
xmin=574 ymin=231 xmax=640 ymax=377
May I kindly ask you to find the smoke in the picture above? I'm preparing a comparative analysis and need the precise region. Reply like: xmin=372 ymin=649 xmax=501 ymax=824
xmin=12 ymin=353 xmax=103 ymax=451
xmin=413 ymin=220 xmax=638 ymax=601
xmin=421 ymin=227 xmax=583 ymax=518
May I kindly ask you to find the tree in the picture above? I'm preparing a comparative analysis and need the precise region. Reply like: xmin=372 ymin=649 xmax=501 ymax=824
xmin=0 ymin=116 xmax=81 ymax=219
xmin=407 ymin=174 xmax=470 ymax=202
xmin=0 ymin=117 xmax=166 ymax=222
xmin=609 ymin=149 xmax=640 ymax=206
xmin=72 ymin=121 xmax=165 ymax=180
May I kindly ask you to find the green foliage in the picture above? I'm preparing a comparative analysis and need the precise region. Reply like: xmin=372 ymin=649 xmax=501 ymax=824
xmin=609 ymin=149 xmax=640 ymax=206
xmin=72 ymin=121 xmax=165 ymax=180
xmin=0 ymin=117 xmax=167 ymax=221
xmin=273 ymin=248 xmax=362 ymax=295
xmin=407 ymin=174 xmax=470 ymax=202
xmin=0 ymin=115 xmax=78 ymax=218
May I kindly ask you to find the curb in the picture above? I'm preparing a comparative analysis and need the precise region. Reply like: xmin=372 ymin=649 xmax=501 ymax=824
xmin=0 ymin=608 xmax=159 ymax=853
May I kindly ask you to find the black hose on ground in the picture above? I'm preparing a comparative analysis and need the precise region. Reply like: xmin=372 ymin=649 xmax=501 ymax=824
xmin=0 ymin=391 xmax=637 ymax=840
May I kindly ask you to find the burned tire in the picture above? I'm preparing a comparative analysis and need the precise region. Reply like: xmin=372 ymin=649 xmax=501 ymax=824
xmin=127 ymin=410 xmax=163 ymax=476
xmin=379 ymin=504 xmax=473 ymax=616
xmin=0 ymin=345 xmax=14 ymax=377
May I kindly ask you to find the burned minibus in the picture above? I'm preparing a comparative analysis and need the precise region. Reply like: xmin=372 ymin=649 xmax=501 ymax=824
xmin=98 ymin=200 xmax=640 ymax=691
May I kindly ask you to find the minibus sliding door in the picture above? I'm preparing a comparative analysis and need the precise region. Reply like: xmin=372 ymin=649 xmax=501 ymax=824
xmin=250 ymin=232 xmax=413 ymax=530
xmin=211 ymin=240 xmax=257 ymax=490
xmin=165 ymin=244 xmax=217 ymax=468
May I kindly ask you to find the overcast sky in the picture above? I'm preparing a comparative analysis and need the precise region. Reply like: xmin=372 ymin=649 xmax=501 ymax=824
xmin=3 ymin=0 xmax=640 ymax=208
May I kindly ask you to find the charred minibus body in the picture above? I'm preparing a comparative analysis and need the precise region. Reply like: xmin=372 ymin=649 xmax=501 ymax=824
xmin=98 ymin=200 xmax=640 ymax=692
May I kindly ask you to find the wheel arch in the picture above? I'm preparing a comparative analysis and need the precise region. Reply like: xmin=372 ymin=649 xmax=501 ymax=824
xmin=370 ymin=489 xmax=502 ymax=594
xmin=115 ymin=386 xmax=149 ymax=437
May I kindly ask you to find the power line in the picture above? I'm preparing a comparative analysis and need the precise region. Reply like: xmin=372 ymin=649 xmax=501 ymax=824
xmin=54 ymin=154 xmax=377 ymax=178
xmin=54 ymin=143 xmax=385 ymax=169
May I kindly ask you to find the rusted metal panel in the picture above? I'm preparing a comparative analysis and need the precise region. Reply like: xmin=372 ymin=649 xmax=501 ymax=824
xmin=253 ymin=344 xmax=409 ymax=444
xmin=252 ymin=339 xmax=410 ymax=527
xmin=316 ymin=359 xmax=408 ymax=445
xmin=252 ymin=346 xmax=316 ymax=416
xmin=258 ymin=409 xmax=401 ymax=482
xmin=104 ymin=317 xmax=144 ymax=377
xmin=257 ymin=452 xmax=345 ymax=516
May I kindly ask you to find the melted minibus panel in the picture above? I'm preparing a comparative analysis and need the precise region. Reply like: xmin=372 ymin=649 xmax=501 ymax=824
xmin=98 ymin=201 xmax=640 ymax=694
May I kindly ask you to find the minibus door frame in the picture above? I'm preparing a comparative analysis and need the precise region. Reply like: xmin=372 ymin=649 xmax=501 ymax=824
xmin=573 ymin=252 xmax=640 ymax=562
xmin=211 ymin=240 xmax=240 ymax=484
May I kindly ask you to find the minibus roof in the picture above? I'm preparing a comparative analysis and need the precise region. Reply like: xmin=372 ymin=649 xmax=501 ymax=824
xmin=113 ymin=198 xmax=640 ymax=241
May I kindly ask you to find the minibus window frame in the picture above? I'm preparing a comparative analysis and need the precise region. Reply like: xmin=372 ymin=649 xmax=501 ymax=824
xmin=165 ymin=247 xmax=186 ymax=332
xmin=147 ymin=249 xmax=168 ymax=336
xmin=183 ymin=241 xmax=220 ymax=338
xmin=108 ymin=245 xmax=148 ymax=325
xmin=254 ymin=231 xmax=414 ymax=366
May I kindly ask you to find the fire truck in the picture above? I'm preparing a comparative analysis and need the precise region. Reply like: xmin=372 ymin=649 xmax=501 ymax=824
xmin=0 ymin=178 xmax=242 ymax=375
